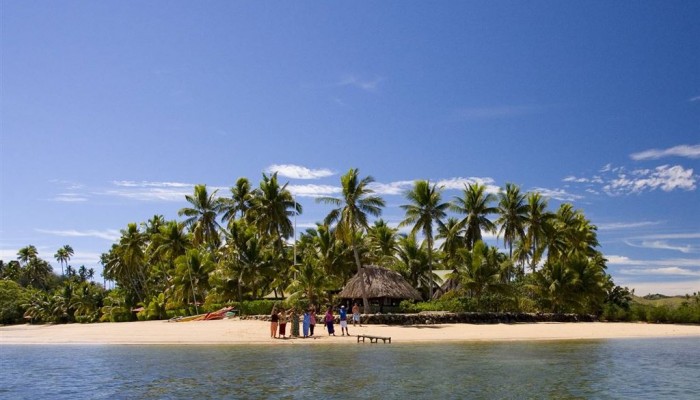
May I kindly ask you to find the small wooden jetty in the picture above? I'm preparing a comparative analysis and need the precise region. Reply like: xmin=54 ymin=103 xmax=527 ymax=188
xmin=357 ymin=334 xmax=391 ymax=344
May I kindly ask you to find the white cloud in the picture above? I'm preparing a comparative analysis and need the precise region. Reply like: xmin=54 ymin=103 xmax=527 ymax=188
xmin=566 ymin=163 xmax=697 ymax=196
xmin=630 ymin=144 xmax=700 ymax=160
xmin=597 ymin=221 xmax=661 ymax=230
xmin=603 ymin=164 xmax=696 ymax=195
xmin=641 ymin=233 xmax=700 ymax=240
xmin=436 ymin=177 xmax=499 ymax=193
xmin=49 ymin=179 xmax=85 ymax=190
xmin=52 ymin=193 xmax=89 ymax=202
xmin=563 ymin=176 xmax=589 ymax=183
xmin=367 ymin=180 xmax=415 ymax=196
xmin=689 ymin=96 xmax=700 ymax=102
xmin=530 ymin=187 xmax=583 ymax=202
xmin=337 ymin=75 xmax=383 ymax=92
xmin=104 ymin=188 xmax=192 ymax=202
xmin=606 ymin=255 xmax=634 ymax=265
xmin=112 ymin=180 xmax=193 ymax=188
xmin=622 ymin=232 xmax=700 ymax=254
xmin=619 ymin=267 xmax=700 ymax=277
xmin=98 ymin=181 xmax=197 ymax=202
xmin=638 ymin=240 xmax=694 ymax=254
xmin=36 ymin=229 xmax=121 ymax=242
xmin=288 ymin=184 xmax=341 ymax=198
xmin=266 ymin=164 xmax=335 ymax=180
xmin=606 ymin=255 xmax=700 ymax=268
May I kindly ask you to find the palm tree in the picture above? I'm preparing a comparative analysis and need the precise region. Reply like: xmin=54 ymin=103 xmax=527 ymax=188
xmin=394 ymin=234 xmax=432 ymax=298
xmin=317 ymin=168 xmax=385 ymax=313
xmin=142 ymin=215 xmax=165 ymax=237
xmin=437 ymin=217 xmax=465 ymax=270
xmin=301 ymin=224 xmax=354 ymax=285
xmin=178 ymin=184 xmax=222 ymax=250
xmin=523 ymin=192 xmax=553 ymax=272
xmin=496 ymin=183 xmax=528 ymax=263
xmin=285 ymin=261 xmax=329 ymax=306
xmin=248 ymin=173 xmax=301 ymax=299
xmin=366 ymin=219 xmax=399 ymax=266
xmin=249 ymin=173 xmax=301 ymax=251
xmin=55 ymin=248 xmax=68 ymax=276
xmin=547 ymin=204 xmax=600 ymax=262
xmin=18 ymin=245 xmax=53 ymax=289
xmin=153 ymin=221 xmax=191 ymax=264
xmin=460 ymin=241 xmax=509 ymax=308
xmin=220 ymin=177 xmax=254 ymax=228
xmin=63 ymin=245 xmax=74 ymax=272
xmin=399 ymin=180 xmax=449 ymax=299
xmin=451 ymin=182 xmax=498 ymax=250
xmin=17 ymin=245 xmax=38 ymax=266
xmin=103 ymin=223 xmax=149 ymax=303
xmin=173 ymin=249 xmax=214 ymax=314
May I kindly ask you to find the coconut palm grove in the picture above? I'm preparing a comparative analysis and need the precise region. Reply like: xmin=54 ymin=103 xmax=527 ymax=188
xmin=1 ymin=169 xmax=698 ymax=325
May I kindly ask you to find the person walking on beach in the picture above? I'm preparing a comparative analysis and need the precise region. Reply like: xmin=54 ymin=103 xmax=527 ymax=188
xmin=352 ymin=303 xmax=362 ymax=327
xmin=309 ymin=306 xmax=317 ymax=336
xmin=339 ymin=305 xmax=350 ymax=336
xmin=278 ymin=308 xmax=288 ymax=338
xmin=325 ymin=306 xmax=335 ymax=336
xmin=270 ymin=307 xmax=279 ymax=338
xmin=302 ymin=309 xmax=310 ymax=338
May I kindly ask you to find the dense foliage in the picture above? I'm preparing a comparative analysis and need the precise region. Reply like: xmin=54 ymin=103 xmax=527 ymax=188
xmin=2 ymin=170 xmax=697 ymax=324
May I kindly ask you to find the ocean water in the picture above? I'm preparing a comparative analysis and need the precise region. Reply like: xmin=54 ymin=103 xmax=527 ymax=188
xmin=1 ymin=338 xmax=699 ymax=399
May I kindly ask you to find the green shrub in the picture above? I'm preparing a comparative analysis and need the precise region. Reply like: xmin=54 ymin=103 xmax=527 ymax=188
xmin=238 ymin=300 xmax=277 ymax=316
xmin=647 ymin=305 xmax=671 ymax=323
xmin=400 ymin=298 xmax=467 ymax=313
xmin=0 ymin=280 xmax=31 ymax=324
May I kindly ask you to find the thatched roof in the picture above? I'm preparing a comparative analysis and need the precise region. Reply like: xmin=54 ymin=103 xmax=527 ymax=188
xmin=338 ymin=266 xmax=422 ymax=301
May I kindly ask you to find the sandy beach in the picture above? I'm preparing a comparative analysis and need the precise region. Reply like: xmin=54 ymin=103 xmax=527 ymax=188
xmin=2 ymin=319 xmax=699 ymax=345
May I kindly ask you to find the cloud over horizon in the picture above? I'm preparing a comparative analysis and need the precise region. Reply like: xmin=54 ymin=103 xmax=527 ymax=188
xmin=266 ymin=164 xmax=335 ymax=180
xmin=603 ymin=165 xmax=696 ymax=195
xmin=36 ymin=229 xmax=122 ymax=242
xmin=630 ymin=144 xmax=700 ymax=160
xmin=564 ymin=162 xmax=698 ymax=196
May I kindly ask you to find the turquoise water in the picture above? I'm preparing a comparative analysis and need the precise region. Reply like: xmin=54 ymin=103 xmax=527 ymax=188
xmin=1 ymin=338 xmax=699 ymax=399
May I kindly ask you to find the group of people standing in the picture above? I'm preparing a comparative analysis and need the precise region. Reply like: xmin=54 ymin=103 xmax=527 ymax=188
xmin=270 ymin=303 xmax=362 ymax=339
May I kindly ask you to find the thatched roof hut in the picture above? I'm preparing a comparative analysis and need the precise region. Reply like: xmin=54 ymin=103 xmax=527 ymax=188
xmin=338 ymin=266 xmax=422 ymax=302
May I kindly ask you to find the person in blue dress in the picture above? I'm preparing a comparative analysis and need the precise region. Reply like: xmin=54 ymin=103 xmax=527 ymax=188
xmin=302 ymin=309 xmax=310 ymax=338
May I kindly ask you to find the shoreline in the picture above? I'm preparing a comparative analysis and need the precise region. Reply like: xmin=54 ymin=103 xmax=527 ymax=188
xmin=2 ymin=320 xmax=700 ymax=346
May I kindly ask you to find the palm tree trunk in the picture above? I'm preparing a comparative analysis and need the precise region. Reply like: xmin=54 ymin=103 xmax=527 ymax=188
xmin=237 ymin=273 xmax=243 ymax=303
xmin=351 ymin=234 xmax=371 ymax=314
xmin=427 ymin=236 xmax=434 ymax=299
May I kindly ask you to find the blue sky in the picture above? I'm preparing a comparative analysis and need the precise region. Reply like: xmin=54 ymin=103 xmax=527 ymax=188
xmin=2 ymin=1 xmax=699 ymax=295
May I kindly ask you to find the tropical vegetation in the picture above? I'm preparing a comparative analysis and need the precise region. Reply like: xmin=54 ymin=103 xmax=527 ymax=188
xmin=2 ymin=169 xmax=697 ymax=325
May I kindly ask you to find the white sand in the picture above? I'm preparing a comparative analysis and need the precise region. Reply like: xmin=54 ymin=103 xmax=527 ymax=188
xmin=2 ymin=319 xmax=699 ymax=345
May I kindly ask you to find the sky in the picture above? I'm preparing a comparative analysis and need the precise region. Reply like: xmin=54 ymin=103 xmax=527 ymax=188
xmin=1 ymin=1 xmax=699 ymax=295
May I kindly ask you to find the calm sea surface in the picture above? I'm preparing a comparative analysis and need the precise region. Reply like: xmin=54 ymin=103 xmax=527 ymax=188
xmin=2 ymin=338 xmax=699 ymax=399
